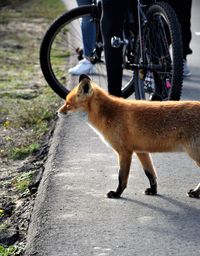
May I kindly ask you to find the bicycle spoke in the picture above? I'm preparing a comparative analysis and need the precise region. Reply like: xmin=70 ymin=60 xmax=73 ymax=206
xmin=132 ymin=2 xmax=183 ymax=101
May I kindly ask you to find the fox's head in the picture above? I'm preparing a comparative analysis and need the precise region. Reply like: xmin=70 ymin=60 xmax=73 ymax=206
xmin=58 ymin=74 xmax=93 ymax=115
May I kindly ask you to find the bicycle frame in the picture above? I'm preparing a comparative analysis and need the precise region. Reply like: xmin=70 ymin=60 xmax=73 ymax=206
xmin=91 ymin=0 xmax=165 ymax=72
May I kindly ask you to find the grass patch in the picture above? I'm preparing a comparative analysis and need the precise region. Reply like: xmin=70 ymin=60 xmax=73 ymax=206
xmin=0 ymin=0 xmax=65 ymax=22
xmin=10 ymin=143 xmax=39 ymax=160
xmin=0 ymin=0 xmax=65 ymax=160
xmin=22 ymin=0 xmax=66 ymax=19
xmin=0 ymin=245 xmax=16 ymax=256
xmin=12 ymin=171 xmax=33 ymax=193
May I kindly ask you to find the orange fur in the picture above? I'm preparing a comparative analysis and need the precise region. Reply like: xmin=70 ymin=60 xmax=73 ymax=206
xmin=58 ymin=76 xmax=200 ymax=198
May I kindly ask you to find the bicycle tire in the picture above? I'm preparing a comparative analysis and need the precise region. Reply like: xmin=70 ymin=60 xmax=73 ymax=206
xmin=40 ymin=5 xmax=94 ymax=99
xmin=40 ymin=5 xmax=134 ymax=99
xmin=133 ymin=1 xmax=183 ymax=100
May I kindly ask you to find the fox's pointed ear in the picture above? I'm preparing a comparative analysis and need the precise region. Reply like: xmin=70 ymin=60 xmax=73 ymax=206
xmin=77 ymin=78 xmax=93 ymax=96
xmin=79 ymin=74 xmax=91 ymax=82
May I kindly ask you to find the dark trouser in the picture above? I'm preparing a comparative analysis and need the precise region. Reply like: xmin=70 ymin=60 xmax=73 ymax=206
xmin=101 ymin=0 xmax=131 ymax=97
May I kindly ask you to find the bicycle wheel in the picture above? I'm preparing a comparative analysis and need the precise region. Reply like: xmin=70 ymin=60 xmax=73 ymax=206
xmin=40 ymin=5 xmax=134 ymax=99
xmin=133 ymin=1 xmax=183 ymax=100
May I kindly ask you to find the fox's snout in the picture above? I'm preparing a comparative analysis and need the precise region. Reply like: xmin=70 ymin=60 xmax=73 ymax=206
xmin=57 ymin=103 xmax=68 ymax=117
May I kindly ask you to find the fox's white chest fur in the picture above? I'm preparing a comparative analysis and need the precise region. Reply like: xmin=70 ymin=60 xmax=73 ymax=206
xmin=87 ymin=122 xmax=111 ymax=148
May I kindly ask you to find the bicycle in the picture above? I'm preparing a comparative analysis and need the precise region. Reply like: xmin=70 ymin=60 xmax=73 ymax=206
xmin=40 ymin=0 xmax=183 ymax=100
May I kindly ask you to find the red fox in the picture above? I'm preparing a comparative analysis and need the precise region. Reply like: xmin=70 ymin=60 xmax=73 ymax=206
xmin=58 ymin=74 xmax=200 ymax=199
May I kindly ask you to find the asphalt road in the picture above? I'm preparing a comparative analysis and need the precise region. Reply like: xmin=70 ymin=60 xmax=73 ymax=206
xmin=25 ymin=1 xmax=200 ymax=255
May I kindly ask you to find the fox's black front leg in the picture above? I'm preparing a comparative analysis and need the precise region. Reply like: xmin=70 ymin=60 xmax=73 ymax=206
xmin=107 ymin=172 xmax=125 ymax=198
xmin=107 ymin=153 xmax=132 ymax=199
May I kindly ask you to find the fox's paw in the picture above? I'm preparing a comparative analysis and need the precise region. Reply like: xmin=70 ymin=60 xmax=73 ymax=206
xmin=107 ymin=191 xmax=120 ymax=199
xmin=144 ymin=187 xmax=157 ymax=196
xmin=187 ymin=189 xmax=200 ymax=198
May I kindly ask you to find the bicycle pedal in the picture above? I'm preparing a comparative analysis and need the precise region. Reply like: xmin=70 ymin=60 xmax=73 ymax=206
xmin=111 ymin=36 xmax=128 ymax=48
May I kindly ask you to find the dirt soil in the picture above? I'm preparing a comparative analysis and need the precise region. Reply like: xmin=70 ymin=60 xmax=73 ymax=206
xmin=0 ymin=1 xmax=65 ymax=255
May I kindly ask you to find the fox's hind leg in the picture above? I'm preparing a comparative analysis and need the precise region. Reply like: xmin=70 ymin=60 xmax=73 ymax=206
xmin=107 ymin=153 xmax=132 ymax=199
xmin=185 ymin=145 xmax=200 ymax=198
xmin=136 ymin=153 xmax=157 ymax=195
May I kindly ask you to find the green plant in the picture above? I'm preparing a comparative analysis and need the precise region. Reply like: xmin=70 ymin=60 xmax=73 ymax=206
xmin=13 ymin=171 xmax=33 ymax=193
xmin=10 ymin=143 xmax=39 ymax=160
xmin=0 ymin=209 xmax=5 ymax=218
xmin=0 ymin=223 xmax=9 ymax=231
xmin=0 ymin=245 xmax=16 ymax=256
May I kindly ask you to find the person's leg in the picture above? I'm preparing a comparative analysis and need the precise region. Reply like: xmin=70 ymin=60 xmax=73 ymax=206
xmin=77 ymin=0 xmax=96 ymax=58
xmin=69 ymin=0 xmax=96 ymax=75
xmin=101 ymin=0 xmax=129 ymax=96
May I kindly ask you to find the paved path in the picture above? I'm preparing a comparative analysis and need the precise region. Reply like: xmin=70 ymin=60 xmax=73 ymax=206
xmin=25 ymin=1 xmax=200 ymax=255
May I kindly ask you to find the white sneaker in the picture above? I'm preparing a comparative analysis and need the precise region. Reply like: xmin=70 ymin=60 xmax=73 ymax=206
xmin=183 ymin=60 xmax=191 ymax=77
xmin=68 ymin=58 xmax=96 ymax=75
